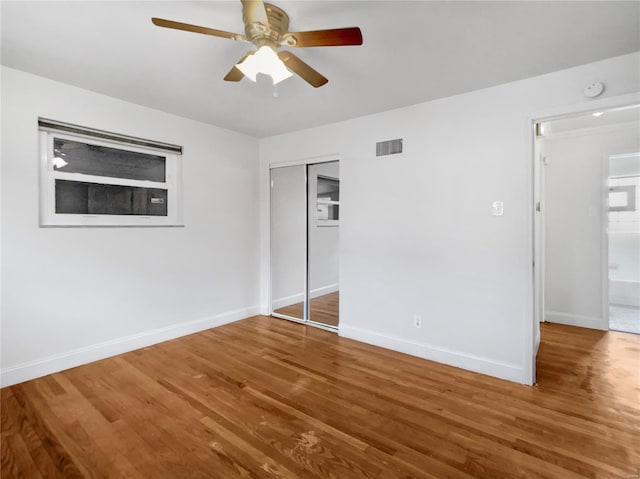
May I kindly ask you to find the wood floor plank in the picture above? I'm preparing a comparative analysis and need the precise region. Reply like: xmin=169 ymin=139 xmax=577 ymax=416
xmin=217 ymin=323 xmax=633 ymax=477
xmin=2 ymin=317 xmax=638 ymax=478
xmin=9 ymin=386 xmax=86 ymax=478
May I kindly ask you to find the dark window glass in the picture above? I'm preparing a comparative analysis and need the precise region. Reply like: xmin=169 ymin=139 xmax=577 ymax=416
xmin=317 ymin=176 xmax=339 ymax=202
xmin=55 ymin=180 xmax=168 ymax=216
xmin=329 ymin=204 xmax=339 ymax=220
xmin=53 ymin=138 xmax=166 ymax=182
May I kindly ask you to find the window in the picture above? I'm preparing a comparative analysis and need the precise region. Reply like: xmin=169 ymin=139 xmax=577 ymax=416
xmin=39 ymin=120 xmax=182 ymax=226
xmin=609 ymin=185 xmax=636 ymax=212
xmin=316 ymin=175 xmax=339 ymax=226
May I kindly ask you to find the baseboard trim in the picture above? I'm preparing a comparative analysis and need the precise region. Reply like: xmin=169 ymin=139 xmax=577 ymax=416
xmin=544 ymin=310 xmax=606 ymax=330
xmin=338 ymin=324 xmax=526 ymax=384
xmin=610 ymin=297 xmax=640 ymax=307
xmin=271 ymin=292 xmax=304 ymax=310
xmin=272 ymin=283 xmax=339 ymax=310
xmin=0 ymin=306 xmax=259 ymax=387
xmin=310 ymin=283 xmax=339 ymax=299
xmin=609 ymin=279 xmax=640 ymax=307
xmin=609 ymin=294 xmax=640 ymax=308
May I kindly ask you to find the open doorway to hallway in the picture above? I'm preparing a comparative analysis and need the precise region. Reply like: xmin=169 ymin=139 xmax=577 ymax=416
xmin=535 ymin=105 xmax=639 ymax=335
xmin=608 ymin=151 xmax=640 ymax=333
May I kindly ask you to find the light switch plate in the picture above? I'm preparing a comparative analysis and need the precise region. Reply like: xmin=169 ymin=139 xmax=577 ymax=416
xmin=492 ymin=201 xmax=504 ymax=216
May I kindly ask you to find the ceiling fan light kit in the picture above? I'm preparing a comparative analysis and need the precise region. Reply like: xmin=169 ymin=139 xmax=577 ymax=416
xmin=236 ymin=46 xmax=292 ymax=84
xmin=151 ymin=0 xmax=362 ymax=89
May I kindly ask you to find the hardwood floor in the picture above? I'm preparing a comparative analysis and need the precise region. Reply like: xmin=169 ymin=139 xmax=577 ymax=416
xmin=273 ymin=291 xmax=339 ymax=327
xmin=2 ymin=318 xmax=638 ymax=478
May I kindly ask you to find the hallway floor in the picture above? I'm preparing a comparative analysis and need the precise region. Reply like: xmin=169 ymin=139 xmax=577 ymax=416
xmin=609 ymin=304 xmax=640 ymax=334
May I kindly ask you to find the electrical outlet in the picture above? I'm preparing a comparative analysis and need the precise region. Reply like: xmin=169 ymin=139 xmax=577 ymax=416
xmin=413 ymin=314 xmax=422 ymax=328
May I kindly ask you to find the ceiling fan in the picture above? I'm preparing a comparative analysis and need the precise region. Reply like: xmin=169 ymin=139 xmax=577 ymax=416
xmin=151 ymin=0 xmax=362 ymax=88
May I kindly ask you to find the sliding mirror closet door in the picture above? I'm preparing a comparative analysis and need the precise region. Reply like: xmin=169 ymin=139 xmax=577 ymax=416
xmin=271 ymin=165 xmax=307 ymax=321
xmin=308 ymin=162 xmax=340 ymax=328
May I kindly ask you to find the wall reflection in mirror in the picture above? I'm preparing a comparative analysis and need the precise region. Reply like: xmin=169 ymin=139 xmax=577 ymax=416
xmin=270 ymin=165 xmax=306 ymax=321
xmin=270 ymin=161 xmax=340 ymax=329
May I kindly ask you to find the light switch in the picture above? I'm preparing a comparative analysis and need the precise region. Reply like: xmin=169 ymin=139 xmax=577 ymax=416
xmin=492 ymin=201 xmax=504 ymax=216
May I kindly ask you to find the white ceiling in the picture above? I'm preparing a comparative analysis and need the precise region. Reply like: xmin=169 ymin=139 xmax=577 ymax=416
xmin=2 ymin=1 xmax=639 ymax=138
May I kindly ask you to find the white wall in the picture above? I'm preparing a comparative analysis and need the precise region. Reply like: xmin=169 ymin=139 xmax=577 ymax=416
xmin=544 ymin=122 xmax=639 ymax=328
xmin=259 ymin=53 xmax=640 ymax=384
xmin=1 ymin=66 xmax=260 ymax=386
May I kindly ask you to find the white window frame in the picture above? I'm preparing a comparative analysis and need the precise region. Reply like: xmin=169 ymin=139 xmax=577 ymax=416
xmin=39 ymin=129 xmax=183 ymax=227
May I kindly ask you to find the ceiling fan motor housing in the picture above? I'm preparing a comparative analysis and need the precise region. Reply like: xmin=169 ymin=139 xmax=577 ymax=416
xmin=244 ymin=3 xmax=292 ymax=49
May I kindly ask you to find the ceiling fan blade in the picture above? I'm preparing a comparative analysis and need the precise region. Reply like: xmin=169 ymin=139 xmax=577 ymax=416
xmin=282 ymin=27 xmax=362 ymax=47
xmin=241 ymin=0 xmax=269 ymax=27
xmin=223 ymin=52 xmax=254 ymax=82
xmin=151 ymin=18 xmax=246 ymax=41
xmin=278 ymin=51 xmax=328 ymax=88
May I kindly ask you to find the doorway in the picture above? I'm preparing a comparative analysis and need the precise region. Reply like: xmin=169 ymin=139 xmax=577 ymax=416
xmin=270 ymin=160 xmax=340 ymax=330
xmin=608 ymin=152 xmax=640 ymax=333
xmin=534 ymin=105 xmax=639 ymax=337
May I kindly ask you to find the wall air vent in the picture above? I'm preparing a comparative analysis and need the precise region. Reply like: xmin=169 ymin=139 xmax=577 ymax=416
xmin=376 ymin=138 xmax=403 ymax=157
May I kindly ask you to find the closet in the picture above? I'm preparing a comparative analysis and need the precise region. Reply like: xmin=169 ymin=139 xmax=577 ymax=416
xmin=270 ymin=161 xmax=340 ymax=330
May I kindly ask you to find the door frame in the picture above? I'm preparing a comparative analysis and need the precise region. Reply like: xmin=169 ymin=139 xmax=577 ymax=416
xmin=527 ymin=92 xmax=640 ymax=384
xmin=269 ymin=154 xmax=341 ymax=332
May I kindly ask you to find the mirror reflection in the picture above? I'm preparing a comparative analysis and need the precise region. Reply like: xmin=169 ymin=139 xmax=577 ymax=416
xmin=270 ymin=165 xmax=307 ymax=320
xmin=308 ymin=162 xmax=340 ymax=327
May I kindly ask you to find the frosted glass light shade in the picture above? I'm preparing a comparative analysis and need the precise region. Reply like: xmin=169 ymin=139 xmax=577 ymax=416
xmin=237 ymin=46 xmax=292 ymax=85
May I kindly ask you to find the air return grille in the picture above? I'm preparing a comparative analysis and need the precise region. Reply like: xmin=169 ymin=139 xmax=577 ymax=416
xmin=376 ymin=138 xmax=403 ymax=157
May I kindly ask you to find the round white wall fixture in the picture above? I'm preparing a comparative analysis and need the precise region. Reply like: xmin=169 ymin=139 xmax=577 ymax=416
xmin=583 ymin=82 xmax=604 ymax=98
